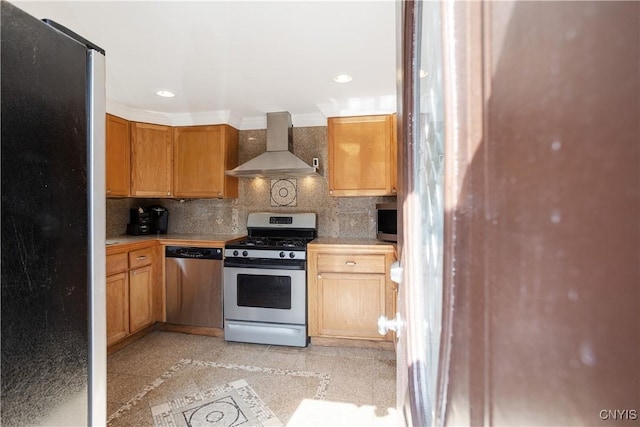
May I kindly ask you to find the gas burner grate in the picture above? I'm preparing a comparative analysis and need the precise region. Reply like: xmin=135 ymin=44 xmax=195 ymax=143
xmin=274 ymin=239 xmax=305 ymax=248
xmin=231 ymin=238 xmax=310 ymax=250
xmin=243 ymin=238 xmax=268 ymax=246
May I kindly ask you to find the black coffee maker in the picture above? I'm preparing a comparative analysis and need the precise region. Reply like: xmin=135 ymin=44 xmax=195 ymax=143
xmin=127 ymin=207 xmax=150 ymax=235
xmin=126 ymin=205 xmax=168 ymax=235
xmin=148 ymin=205 xmax=169 ymax=234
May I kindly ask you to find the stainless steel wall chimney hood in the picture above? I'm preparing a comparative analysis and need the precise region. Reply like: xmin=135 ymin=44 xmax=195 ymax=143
xmin=225 ymin=111 xmax=318 ymax=178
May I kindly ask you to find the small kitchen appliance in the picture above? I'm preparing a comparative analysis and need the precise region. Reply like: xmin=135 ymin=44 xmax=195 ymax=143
xmin=127 ymin=207 xmax=150 ymax=235
xmin=148 ymin=205 xmax=169 ymax=234
xmin=223 ymin=212 xmax=317 ymax=347
xmin=126 ymin=205 xmax=169 ymax=235
xmin=376 ymin=202 xmax=398 ymax=242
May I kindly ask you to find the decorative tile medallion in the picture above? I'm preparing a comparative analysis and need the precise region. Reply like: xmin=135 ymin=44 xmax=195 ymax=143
xmin=151 ymin=379 xmax=282 ymax=427
xmin=107 ymin=359 xmax=331 ymax=426
xmin=270 ymin=179 xmax=297 ymax=207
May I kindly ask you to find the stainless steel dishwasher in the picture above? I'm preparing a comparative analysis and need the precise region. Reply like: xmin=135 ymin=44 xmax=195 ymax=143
xmin=165 ymin=246 xmax=223 ymax=328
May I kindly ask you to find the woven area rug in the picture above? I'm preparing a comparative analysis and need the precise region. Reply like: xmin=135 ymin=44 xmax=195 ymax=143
xmin=151 ymin=379 xmax=283 ymax=427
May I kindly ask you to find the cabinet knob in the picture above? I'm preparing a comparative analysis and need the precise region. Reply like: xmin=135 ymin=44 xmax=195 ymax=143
xmin=167 ymin=191 xmax=171 ymax=195
xmin=317 ymin=274 xmax=322 ymax=279
xmin=136 ymin=256 xmax=147 ymax=261
xmin=345 ymin=261 xmax=356 ymax=266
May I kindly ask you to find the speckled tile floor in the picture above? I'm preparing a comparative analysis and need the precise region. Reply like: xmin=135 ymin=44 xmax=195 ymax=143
xmin=107 ymin=331 xmax=398 ymax=427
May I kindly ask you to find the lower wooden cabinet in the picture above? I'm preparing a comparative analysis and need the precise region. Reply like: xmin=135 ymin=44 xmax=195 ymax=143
xmin=106 ymin=243 xmax=159 ymax=347
xmin=316 ymin=272 xmax=386 ymax=339
xmin=307 ymin=242 xmax=397 ymax=342
xmin=128 ymin=265 xmax=153 ymax=333
xmin=106 ymin=271 xmax=128 ymax=346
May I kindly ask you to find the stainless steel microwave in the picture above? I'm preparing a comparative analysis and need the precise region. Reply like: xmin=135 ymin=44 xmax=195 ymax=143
xmin=376 ymin=203 xmax=397 ymax=242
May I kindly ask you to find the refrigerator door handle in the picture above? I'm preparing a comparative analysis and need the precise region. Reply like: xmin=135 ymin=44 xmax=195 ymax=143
xmin=88 ymin=47 xmax=107 ymax=427
xmin=177 ymin=263 xmax=184 ymax=317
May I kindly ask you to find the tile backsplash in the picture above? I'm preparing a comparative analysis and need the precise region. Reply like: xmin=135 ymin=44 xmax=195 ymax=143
xmin=106 ymin=125 xmax=396 ymax=238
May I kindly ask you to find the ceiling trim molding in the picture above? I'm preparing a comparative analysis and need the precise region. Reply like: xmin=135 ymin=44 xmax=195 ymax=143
xmin=106 ymin=100 xmax=357 ymax=130
xmin=170 ymin=110 xmax=233 ymax=127
xmin=316 ymin=95 xmax=397 ymax=119
xmin=239 ymin=116 xmax=267 ymax=130
xmin=106 ymin=100 xmax=174 ymax=126
xmin=292 ymin=112 xmax=327 ymax=128
xmin=106 ymin=100 xmax=237 ymax=127
xmin=238 ymin=111 xmax=327 ymax=130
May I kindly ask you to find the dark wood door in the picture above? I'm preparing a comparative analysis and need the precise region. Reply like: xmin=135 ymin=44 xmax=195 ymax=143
xmin=393 ymin=1 xmax=446 ymax=426
xmin=438 ymin=1 xmax=639 ymax=426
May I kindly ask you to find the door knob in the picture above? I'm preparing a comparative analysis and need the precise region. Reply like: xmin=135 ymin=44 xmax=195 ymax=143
xmin=390 ymin=261 xmax=403 ymax=284
xmin=378 ymin=314 xmax=402 ymax=336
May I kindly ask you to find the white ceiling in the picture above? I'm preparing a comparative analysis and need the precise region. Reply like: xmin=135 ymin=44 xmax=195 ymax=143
xmin=13 ymin=1 xmax=397 ymax=129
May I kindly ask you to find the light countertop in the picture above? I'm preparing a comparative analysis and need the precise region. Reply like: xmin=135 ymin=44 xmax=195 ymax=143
xmin=105 ymin=233 xmax=246 ymax=250
xmin=309 ymin=237 xmax=396 ymax=251
xmin=106 ymin=234 xmax=395 ymax=252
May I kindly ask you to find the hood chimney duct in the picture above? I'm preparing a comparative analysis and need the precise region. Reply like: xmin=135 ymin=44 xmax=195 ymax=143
xmin=225 ymin=111 xmax=318 ymax=178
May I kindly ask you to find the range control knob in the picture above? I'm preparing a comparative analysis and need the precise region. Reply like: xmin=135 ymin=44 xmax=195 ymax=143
xmin=242 ymin=250 xmax=248 ymax=257
xmin=289 ymin=252 xmax=296 ymax=259
xmin=279 ymin=251 xmax=286 ymax=258
xmin=233 ymin=250 xmax=239 ymax=257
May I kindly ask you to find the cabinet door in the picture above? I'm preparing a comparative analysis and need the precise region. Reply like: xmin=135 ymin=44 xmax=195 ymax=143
xmin=173 ymin=125 xmax=238 ymax=198
xmin=129 ymin=265 xmax=153 ymax=333
xmin=316 ymin=272 xmax=386 ymax=339
xmin=130 ymin=122 xmax=172 ymax=197
xmin=106 ymin=114 xmax=130 ymax=197
xmin=173 ymin=126 xmax=221 ymax=198
xmin=328 ymin=114 xmax=396 ymax=196
xmin=390 ymin=113 xmax=398 ymax=195
xmin=106 ymin=272 xmax=129 ymax=345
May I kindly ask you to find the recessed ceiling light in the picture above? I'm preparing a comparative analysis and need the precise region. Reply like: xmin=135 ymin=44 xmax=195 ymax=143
xmin=156 ymin=90 xmax=175 ymax=98
xmin=333 ymin=73 xmax=353 ymax=83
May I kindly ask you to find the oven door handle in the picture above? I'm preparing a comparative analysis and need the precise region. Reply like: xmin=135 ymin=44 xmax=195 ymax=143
xmin=223 ymin=259 xmax=306 ymax=270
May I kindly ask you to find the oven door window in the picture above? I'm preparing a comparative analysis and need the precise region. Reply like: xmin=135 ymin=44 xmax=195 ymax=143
xmin=237 ymin=274 xmax=292 ymax=310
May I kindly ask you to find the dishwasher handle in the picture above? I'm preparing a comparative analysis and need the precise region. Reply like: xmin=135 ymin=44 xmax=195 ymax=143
xmin=165 ymin=246 xmax=223 ymax=260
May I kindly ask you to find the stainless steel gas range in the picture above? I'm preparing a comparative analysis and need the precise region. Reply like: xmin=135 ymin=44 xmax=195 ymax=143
xmin=223 ymin=212 xmax=317 ymax=347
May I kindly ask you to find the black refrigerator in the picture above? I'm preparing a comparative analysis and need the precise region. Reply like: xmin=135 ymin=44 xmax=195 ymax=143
xmin=1 ymin=2 xmax=106 ymax=425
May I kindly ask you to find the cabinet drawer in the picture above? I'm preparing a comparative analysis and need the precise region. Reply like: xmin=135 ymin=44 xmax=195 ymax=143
xmin=106 ymin=253 xmax=128 ymax=275
xmin=317 ymin=253 xmax=386 ymax=274
xmin=129 ymin=247 xmax=153 ymax=269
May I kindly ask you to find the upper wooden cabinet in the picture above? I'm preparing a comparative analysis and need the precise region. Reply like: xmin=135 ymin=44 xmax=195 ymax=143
xmin=173 ymin=125 xmax=238 ymax=198
xmin=130 ymin=122 xmax=173 ymax=197
xmin=327 ymin=114 xmax=397 ymax=197
xmin=106 ymin=114 xmax=130 ymax=197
